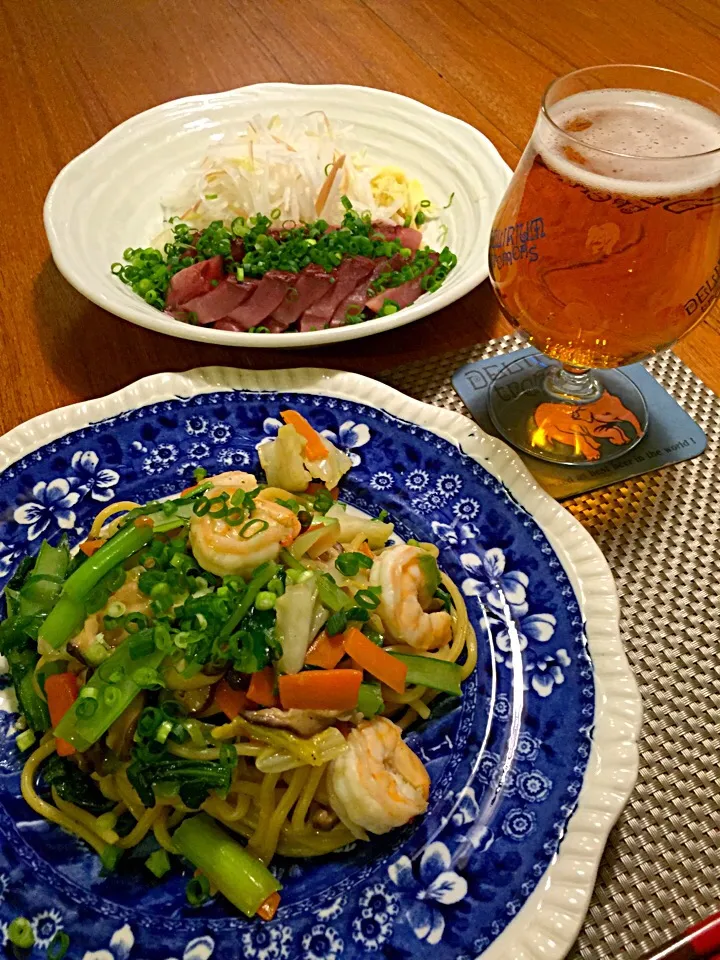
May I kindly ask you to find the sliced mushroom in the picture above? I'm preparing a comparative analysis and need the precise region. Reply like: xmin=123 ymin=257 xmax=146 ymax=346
xmin=241 ymin=707 xmax=344 ymax=737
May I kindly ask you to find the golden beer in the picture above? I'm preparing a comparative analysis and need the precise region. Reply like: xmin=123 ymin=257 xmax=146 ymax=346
xmin=489 ymin=87 xmax=720 ymax=369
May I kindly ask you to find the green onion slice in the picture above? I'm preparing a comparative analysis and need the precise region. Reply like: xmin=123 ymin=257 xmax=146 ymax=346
xmin=239 ymin=519 xmax=269 ymax=539
xmin=186 ymin=872 xmax=212 ymax=906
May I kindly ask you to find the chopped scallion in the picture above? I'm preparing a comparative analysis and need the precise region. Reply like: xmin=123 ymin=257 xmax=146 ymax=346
xmin=145 ymin=848 xmax=172 ymax=878
xmin=16 ymin=728 xmax=36 ymax=752
xmin=155 ymin=719 xmax=174 ymax=744
xmin=100 ymin=844 xmax=123 ymax=872
xmin=8 ymin=916 xmax=34 ymax=949
xmin=47 ymin=930 xmax=71 ymax=960
xmin=186 ymin=872 xmax=212 ymax=906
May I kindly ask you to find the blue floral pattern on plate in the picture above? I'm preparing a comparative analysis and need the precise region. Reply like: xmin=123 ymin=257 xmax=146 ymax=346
xmin=0 ymin=390 xmax=593 ymax=959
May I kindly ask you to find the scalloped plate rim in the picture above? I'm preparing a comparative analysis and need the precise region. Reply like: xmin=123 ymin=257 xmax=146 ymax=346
xmin=0 ymin=366 xmax=641 ymax=960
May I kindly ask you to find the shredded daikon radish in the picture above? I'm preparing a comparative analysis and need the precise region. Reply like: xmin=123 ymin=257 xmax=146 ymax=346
xmin=157 ymin=114 xmax=438 ymax=244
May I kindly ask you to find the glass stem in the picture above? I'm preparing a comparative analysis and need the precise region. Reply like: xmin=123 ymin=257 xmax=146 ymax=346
xmin=544 ymin=363 xmax=603 ymax=403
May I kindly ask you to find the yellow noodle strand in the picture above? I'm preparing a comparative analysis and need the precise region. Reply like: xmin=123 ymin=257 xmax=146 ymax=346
xmin=291 ymin=764 xmax=326 ymax=832
xmin=383 ymin=684 xmax=429 ymax=705
xmin=408 ymin=698 xmax=431 ymax=719
xmin=235 ymin=781 xmax=263 ymax=798
xmin=114 ymin=768 xmax=146 ymax=822
xmin=215 ymin=815 xmax=253 ymax=842
xmin=218 ymin=810 xmax=353 ymax=858
xmin=116 ymin=806 xmax=161 ymax=849
xmin=21 ymin=741 xmax=106 ymax=856
xmin=203 ymin=793 xmax=252 ymax=823
xmin=52 ymin=791 xmax=119 ymax=844
xmin=96 ymin=775 xmax=122 ymax=803
xmin=249 ymin=772 xmax=280 ymax=857
xmin=397 ymin=707 xmax=418 ymax=730
xmin=153 ymin=807 xmax=179 ymax=853
xmin=168 ymin=742 xmax=263 ymax=761
xmin=275 ymin=824 xmax=354 ymax=858
xmin=442 ymin=573 xmax=477 ymax=680
xmin=258 ymin=766 xmax=310 ymax=863
xmin=167 ymin=808 xmax=186 ymax=829
xmin=89 ymin=501 xmax=142 ymax=539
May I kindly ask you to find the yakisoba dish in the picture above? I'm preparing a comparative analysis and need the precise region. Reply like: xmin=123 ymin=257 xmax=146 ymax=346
xmin=1 ymin=409 xmax=476 ymax=921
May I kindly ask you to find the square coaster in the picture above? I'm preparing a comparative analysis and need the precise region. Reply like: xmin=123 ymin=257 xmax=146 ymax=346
xmin=452 ymin=347 xmax=707 ymax=499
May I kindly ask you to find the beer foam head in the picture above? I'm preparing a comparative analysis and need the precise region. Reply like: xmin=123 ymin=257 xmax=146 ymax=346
xmin=535 ymin=88 xmax=720 ymax=197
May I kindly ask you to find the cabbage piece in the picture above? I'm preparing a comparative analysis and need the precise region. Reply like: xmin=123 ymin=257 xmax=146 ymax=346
xmin=310 ymin=600 xmax=329 ymax=639
xmin=326 ymin=505 xmax=394 ymax=549
xmin=259 ymin=425 xmax=353 ymax=493
xmin=258 ymin=425 xmax=311 ymax=492
xmin=308 ymin=555 xmax=349 ymax=587
xmin=290 ymin=519 xmax=340 ymax=560
xmin=254 ymin=727 xmax=347 ymax=773
xmin=275 ymin=577 xmax=319 ymax=674
xmin=307 ymin=436 xmax=353 ymax=490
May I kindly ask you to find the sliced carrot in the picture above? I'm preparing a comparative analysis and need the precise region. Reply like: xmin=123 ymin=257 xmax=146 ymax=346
xmin=358 ymin=541 xmax=374 ymax=559
xmin=315 ymin=153 xmax=345 ymax=215
xmin=280 ymin=410 xmax=328 ymax=461
xmin=79 ymin=538 xmax=104 ymax=557
xmin=134 ymin=516 xmax=154 ymax=528
xmin=212 ymin=679 xmax=249 ymax=720
xmin=257 ymin=891 xmax=281 ymax=921
xmin=247 ymin=667 xmax=279 ymax=707
xmin=45 ymin=672 xmax=79 ymax=756
xmin=305 ymin=630 xmax=346 ymax=670
xmin=278 ymin=669 xmax=363 ymax=711
xmin=343 ymin=627 xmax=407 ymax=694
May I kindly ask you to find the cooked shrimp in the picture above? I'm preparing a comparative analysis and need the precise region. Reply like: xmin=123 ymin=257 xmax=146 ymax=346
xmin=370 ymin=544 xmax=452 ymax=651
xmin=327 ymin=716 xmax=430 ymax=837
xmin=189 ymin=471 xmax=300 ymax=578
xmin=69 ymin=566 xmax=152 ymax=660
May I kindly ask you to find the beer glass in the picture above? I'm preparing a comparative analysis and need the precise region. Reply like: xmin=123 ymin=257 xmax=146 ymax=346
xmin=488 ymin=65 xmax=720 ymax=465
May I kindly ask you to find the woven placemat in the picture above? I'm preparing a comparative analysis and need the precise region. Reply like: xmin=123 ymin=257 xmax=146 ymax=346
xmin=381 ymin=335 xmax=720 ymax=960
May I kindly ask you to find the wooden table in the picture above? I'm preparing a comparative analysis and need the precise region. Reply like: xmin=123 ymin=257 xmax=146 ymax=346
xmin=1 ymin=0 xmax=720 ymax=437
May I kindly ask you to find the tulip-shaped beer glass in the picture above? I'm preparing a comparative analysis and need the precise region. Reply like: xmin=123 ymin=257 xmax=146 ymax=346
xmin=488 ymin=65 xmax=720 ymax=464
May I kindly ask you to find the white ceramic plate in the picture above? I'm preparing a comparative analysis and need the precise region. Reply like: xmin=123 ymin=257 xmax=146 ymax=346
xmin=0 ymin=367 xmax=641 ymax=959
xmin=44 ymin=83 xmax=511 ymax=348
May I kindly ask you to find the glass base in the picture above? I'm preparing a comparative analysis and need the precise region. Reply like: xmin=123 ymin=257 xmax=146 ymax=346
xmin=488 ymin=354 xmax=648 ymax=465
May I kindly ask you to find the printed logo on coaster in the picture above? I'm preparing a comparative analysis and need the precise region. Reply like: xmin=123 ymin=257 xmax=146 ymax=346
xmin=452 ymin=347 xmax=707 ymax=499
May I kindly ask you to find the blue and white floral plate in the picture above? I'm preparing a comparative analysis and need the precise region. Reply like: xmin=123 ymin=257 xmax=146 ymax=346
xmin=0 ymin=368 xmax=641 ymax=960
